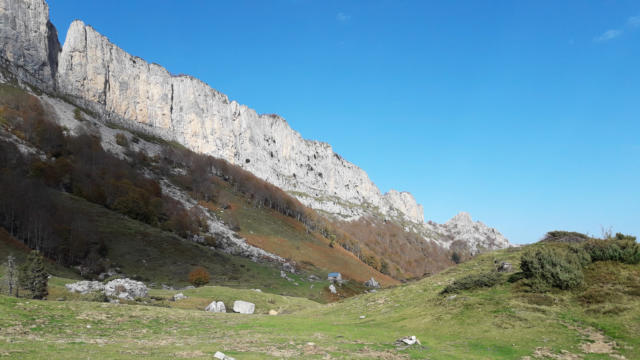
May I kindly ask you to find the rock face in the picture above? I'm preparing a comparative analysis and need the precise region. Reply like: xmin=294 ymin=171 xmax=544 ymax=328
xmin=0 ymin=0 xmax=59 ymax=91
xmin=103 ymin=278 xmax=148 ymax=300
xmin=0 ymin=0 xmax=511 ymax=256
xmin=232 ymin=300 xmax=255 ymax=314
xmin=52 ymin=19 xmax=425 ymax=224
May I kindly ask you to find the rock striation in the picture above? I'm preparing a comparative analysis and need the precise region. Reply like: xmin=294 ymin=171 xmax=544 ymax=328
xmin=0 ymin=0 xmax=59 ymax=91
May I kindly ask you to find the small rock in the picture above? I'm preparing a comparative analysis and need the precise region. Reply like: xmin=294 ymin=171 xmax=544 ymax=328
xmin=252 ymin=289 xmax=262 ymax=292
xmin=329 ymin=284 xmax=337 ymax=294
xmin=172 ymin=293 xmax=187 ymax=301
xmin=233 ymin=300 xmax=255 ymax=314
xmin=498 ymin=262 xmax=513 ymax=272
xmin=268 ymin=309 xmax=278 ymax=316
xmin=214 ymin=351 xmax=235 ymax=360
xmin=447 ymin=294 xmax=457 ymax=301
xmin=364 ymin=277 xmax=380 ymax=288
xmin=359 ymin=315 xmax=366 ymax=319
xmin=395 ymin=335 xmax=421 ymax=347
xmin=86 ymin=325 xmax=91 ymax=329
xmin=280 ymin=270 xmax=287 ymax=279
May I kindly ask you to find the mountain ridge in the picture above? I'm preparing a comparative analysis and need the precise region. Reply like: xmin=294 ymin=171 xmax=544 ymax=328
xmin=0 ymin=0 xmax=510 ymax=254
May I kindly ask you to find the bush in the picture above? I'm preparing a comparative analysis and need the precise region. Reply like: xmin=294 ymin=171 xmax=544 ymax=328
xmin=188 ymin=267 xmax=210 ymax=287
xmin=115 ymin=133 xmax=129 ymax=147
xmin=583 ymin=236 xmax=640 ymax=264
xmin=441 ymin=271 xmax=502 ymax=294
xmin=520 ymin=246 xmax=584 ymax=291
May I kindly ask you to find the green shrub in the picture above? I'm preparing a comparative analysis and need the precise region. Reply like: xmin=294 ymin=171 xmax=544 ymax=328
xmin=541 ymin=231 xmax=591 ymax=243
xmin=441 ymin=271 xmax=502 ymax=294
xmin=73 ymin=108 xmax=84 ymax=122
xmin=583 ymin=237 xmax=640 ymax=264
xmin=520 ymin=246 xmax=584 ymax=291
xmin=115 ymin=133 xmax=129 ymax=147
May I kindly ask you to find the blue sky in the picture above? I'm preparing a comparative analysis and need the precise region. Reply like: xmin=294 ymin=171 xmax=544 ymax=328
xmin=48 ymin=1 xmax=640 ymax=244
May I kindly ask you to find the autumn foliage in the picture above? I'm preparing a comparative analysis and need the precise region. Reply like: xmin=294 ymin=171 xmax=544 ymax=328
xmin=188 ymin=267 xmax=210 ymax=287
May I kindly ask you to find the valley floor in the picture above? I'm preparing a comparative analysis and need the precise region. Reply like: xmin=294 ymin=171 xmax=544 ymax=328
xmin=1 ymin=247 xmax=639 ymax=359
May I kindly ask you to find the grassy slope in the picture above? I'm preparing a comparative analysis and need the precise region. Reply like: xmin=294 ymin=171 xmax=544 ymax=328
xmin=0 ymin=191 xmax=342 ymax=302
xmin=215 ymin=186 xmax=399 ymax=287
xmin=1 ymin=243 xmax=638 ymax=359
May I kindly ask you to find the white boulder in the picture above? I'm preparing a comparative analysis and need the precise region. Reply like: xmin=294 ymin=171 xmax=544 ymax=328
xmin=104 ymin=278 xmax=148 ymax=300
xmin=214 ymin=351 xmax=235 ymax=360
xmin=232 ymin=300 xmax=255 ymax=314
xmin=205 ymin=301 xmax=226 ymax=313
xmin=329 ymin=284 xmax=337 ymax=294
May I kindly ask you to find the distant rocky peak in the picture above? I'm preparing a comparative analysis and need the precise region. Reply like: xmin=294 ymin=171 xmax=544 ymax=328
xmin=447 ymin=211 xmax=474 ymax=226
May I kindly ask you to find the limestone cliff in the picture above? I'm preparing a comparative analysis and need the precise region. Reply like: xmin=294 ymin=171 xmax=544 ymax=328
xmin=55 ymin=20 xmax=425 ymax=224
xmin=0 ymin=0 xmax=511 ymax=252
xmin=0 ymin=0 xmax=58 ymax=91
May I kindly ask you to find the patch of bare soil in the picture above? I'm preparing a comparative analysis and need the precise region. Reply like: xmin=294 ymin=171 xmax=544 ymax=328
xmin=521 ymin=323 xmax=627 ymax=360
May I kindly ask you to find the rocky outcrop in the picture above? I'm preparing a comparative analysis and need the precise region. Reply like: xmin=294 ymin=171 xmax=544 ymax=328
xmin=53 ymin=20 xmax=425 ymax=224
xmin=0 ymin=0 xmax=59 ymax=91
xmin=65 ymin=280 xmax=104 ymax=294
xmin=425 ymin=212 xmax=510 ymax=253
xmin=65 ymin=278 xmax=148 ymax=300
xmin=103 ymin=278 xmax=148 ymax=300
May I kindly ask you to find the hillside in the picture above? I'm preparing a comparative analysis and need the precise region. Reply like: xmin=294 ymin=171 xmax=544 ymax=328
xmin=0 ymin=0 xmax=512 ymax=280
xmin=1 ymin=239 xmax=638 ymax=359
xmin=0 ymin=81 xmax=399 ymax=295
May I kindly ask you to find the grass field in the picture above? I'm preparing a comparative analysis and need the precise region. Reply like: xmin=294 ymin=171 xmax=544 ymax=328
xmin=1 ymin=244 xmax=638 ymax=359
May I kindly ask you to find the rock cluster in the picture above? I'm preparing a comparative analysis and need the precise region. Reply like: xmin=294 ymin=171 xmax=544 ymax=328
xmin=65 ymin=278 xmax=148 ymax=300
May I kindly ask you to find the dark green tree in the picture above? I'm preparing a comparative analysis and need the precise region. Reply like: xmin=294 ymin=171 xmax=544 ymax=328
xmin=18 ymin=251 xmax=49 ymax=299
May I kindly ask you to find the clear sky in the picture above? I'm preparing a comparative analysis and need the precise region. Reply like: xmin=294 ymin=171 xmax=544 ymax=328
xmin=48 ymin=1 xmax=639 ymax=244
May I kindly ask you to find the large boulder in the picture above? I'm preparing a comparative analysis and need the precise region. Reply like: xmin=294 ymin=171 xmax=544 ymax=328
xmin=104 ymin=278 xmax=148 ymax=300
xmin=364 ymin=277 xmax=380 ymax=288
xmin=205 ymin=301 xmax=226 ymax=313
xmin=232 ymin=300 xmax=255 ymax=314
xmin=65 ymin=280 xmax=104 ymax=294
